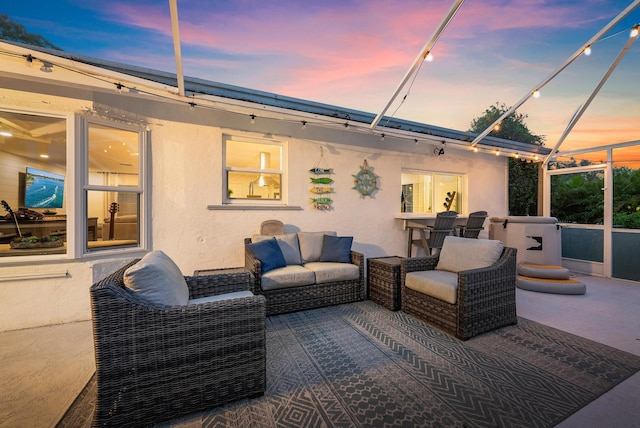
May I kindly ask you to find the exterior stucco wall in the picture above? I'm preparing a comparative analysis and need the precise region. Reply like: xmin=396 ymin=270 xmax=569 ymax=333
xmin=0 ymin=78 xmax=507 ymax=332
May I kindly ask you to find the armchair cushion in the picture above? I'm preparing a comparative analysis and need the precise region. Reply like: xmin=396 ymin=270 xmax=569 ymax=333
xmin=436 ymin=236 xmax=504 ymax=273
xmin=320 ymin=235 xmax=353 ymax=263
xmin=405 ymin=270 xmax=458 ymax=304
xmin=252 ymin=233 xmax=302 ymax=265
xmin=247 ymin=237 xmax=287 ymax=273
xmin=123 ymin=250 xmax=189 ymax=306
xmin=188 ymin=290 xmax=254 ymax=305
xmin=298 ymin=231 xmax=337 ymax=263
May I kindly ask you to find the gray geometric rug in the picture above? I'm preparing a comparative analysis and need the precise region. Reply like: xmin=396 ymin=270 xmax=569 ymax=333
xmin=58 ymin=301 xmax=640 ymax=427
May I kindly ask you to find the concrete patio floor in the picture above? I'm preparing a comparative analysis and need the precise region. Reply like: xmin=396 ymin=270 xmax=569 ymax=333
xmin=1 ymin=272 xmax=639 ymax=427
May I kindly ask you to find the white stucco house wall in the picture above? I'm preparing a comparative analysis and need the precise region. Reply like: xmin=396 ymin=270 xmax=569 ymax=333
xmin=0 ymin=41 xmax=550 ymax=332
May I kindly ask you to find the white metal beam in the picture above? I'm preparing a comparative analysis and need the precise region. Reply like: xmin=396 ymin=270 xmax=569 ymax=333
xmin=470 ymin=0 xmax=640 ymax=147
xmin=542 ymin=30 xmax=639 ymax=167
xmin=369 ymin=0 xmax=465 ymax=129
xmin=169 ymin=0 xmax=185 ymax=97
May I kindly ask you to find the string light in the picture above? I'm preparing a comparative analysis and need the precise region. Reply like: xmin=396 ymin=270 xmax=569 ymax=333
xmin=583 ymin=45 xmax=592 ymax=56
xmin=8 ymin=52 xmax=550 ymax=161
xmin=631 ymin=25 xmax=639 ymax=38
xmin=532 ymin=89 xmax=540 ymax=98
xmin=514 ymin=153 xmax=520 ymax=159
xmin=493 ymin=123 xmax=501 ymax=131
xmin=424 ymin=52 xmax=434 ymax=62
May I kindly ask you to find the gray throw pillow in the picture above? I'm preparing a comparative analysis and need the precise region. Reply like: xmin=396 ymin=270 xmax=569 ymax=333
xmin=319 ymin=235 xmax=353 ymax=263
xmin=123 ymin=250 xmax=189 ymax=306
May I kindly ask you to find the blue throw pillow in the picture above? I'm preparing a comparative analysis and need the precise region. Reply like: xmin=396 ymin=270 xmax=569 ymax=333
xmin=319 ymin=235 xmax=353 ymax=263
xmin=247 ymin=237 xmax=287 ymax=273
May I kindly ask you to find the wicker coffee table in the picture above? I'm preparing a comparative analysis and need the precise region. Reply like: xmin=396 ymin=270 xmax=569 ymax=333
xmin=367 ymin=256 xmax=403 ymax=311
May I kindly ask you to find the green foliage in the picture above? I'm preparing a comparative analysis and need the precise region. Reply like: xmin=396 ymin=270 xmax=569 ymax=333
xmin=469 ymin=102 xmax=545 ymax=146
xmin=548 ymin=161 xmax=640 ymax=229
xmin=550 ymin=171 xmax=605 ymax=224
xmin=469 ymin=102 xmax=545 ymax=215
xmin=0 ymin=14 xmax=61 ymax=50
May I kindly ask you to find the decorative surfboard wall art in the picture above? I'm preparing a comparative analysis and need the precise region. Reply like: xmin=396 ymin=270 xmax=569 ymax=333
xmin=309 ymin=147 xmax=334 ymax=210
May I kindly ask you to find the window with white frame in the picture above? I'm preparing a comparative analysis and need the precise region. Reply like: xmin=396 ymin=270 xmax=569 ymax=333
xmin=401 ymin=170 xmax=463 ymax=214
xmin=0 ymin=110 xmax=68 ymax=257
xmin=223 ymin=134 xmax=284 ymax=203
xmin=83 ymin=118 xmax=147 ymax=252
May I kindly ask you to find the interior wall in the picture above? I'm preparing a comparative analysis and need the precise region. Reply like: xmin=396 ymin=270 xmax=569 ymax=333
xmin=0 ymin=75 xmax=508 ymax=332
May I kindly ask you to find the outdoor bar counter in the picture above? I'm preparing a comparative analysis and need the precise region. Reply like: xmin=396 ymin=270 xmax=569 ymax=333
xmin=395 ymin=213 xmax=467 ymax=257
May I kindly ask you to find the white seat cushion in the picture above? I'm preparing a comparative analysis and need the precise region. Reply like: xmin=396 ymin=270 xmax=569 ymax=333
xmin=261 ymin=265 xmax=316 ymax=291
xmin=303 ymin=262 xmax=359 ymax=284
xmin=436 ymin=236 xmax=504 ymax=273
xmin=405 ymin=270 xmax=459 ymax=304
xmin=188 ymin=290 xmax=254 ymax=305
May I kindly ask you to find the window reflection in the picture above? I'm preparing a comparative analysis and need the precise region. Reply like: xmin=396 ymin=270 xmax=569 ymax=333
xmin=401 ymin=172 xmax=462 ymax=214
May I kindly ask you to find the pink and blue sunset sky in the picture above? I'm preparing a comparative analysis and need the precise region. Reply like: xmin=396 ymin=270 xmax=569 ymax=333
xmin=3 ymin=1 xmax=639 ymax=155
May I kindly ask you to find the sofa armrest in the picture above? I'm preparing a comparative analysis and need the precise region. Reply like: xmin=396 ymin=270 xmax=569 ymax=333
xmin=456 ymin=247 xmax=517 ymax=307
xmin=350 ymin=250 xmax=365 ymax=282
xmin=185 ymin=270 xmax=253 ymax=300
xmin=244 ymin=237 xmax=263 ymax=294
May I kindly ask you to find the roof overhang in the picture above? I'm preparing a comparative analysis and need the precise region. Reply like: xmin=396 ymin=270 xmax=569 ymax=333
xmin=0 ymin=40 xmax=551 ymax=159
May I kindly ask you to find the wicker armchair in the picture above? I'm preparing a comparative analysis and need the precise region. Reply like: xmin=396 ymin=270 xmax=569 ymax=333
xmin=401 ymin=246 xmax=517 ymax=340
xmin=89 ymin=260 xmax=266 ymax=427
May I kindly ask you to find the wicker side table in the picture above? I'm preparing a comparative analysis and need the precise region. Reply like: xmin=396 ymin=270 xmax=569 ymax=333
xmin=367 ymin=256 xmax=403 ymax=311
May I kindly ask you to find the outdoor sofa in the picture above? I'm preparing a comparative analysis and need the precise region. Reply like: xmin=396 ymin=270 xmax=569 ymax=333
xmin=244 ymin=231 xmax=365 ymax=315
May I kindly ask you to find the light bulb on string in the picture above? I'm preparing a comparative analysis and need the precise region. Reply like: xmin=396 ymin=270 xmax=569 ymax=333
xmin=631 ymin=25 xmax=639 ymax=38
xmin=583 ymin=45 xmax=592 ymax=56
xmin=532 ymin=89 xmax=541 ymax=99
xmin=424 ymin=52 xmax=433 ymax=62
xmin=250 ymin=114 xmax=256 ymax=124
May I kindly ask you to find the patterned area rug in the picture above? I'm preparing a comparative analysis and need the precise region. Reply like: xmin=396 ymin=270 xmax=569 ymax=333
xmin=58 ymin=301 xmax=640 ymax=427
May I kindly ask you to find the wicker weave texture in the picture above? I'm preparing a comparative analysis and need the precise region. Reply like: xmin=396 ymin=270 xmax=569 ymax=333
xmin=245 ymin=238 xmax=365 ymax=315
xmin=89 ymin=260 xmax=266 ymax=427
xmin=401 ymin=247 xmax=517 ymax=340
xmin=368 ymin=256 xmax=403 ymax=311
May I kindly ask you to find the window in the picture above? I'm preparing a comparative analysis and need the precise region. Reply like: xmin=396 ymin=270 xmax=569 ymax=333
xmin=401 ymin=171 xmax=463 ymax=214
xmin=0 ymin=110 xmax=67 ymax=258
xmin=223 ymin=134 xmax=284 ymax=203
xmin=83 ymin=119 xmax=147 ymax=252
